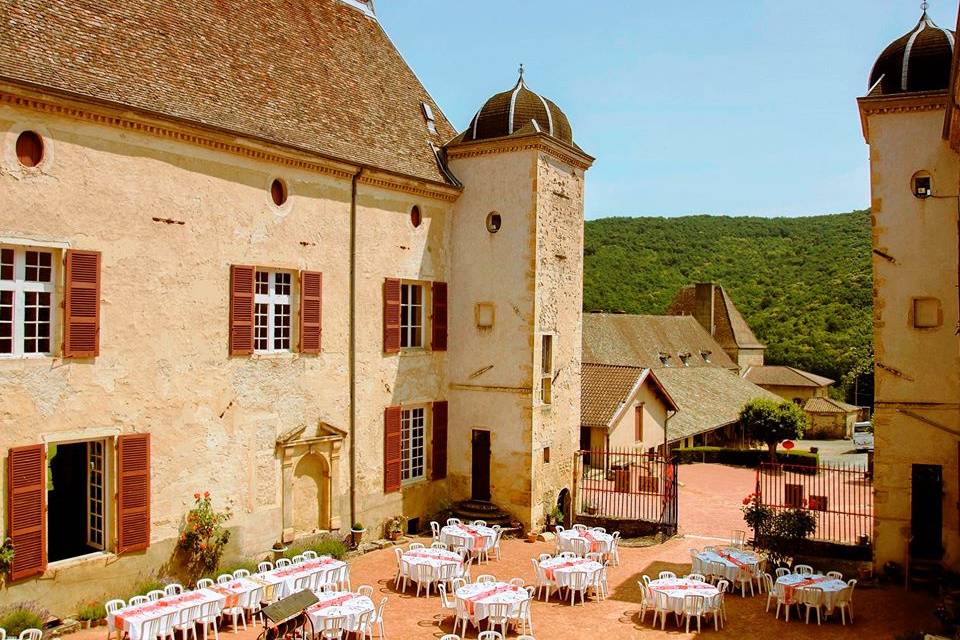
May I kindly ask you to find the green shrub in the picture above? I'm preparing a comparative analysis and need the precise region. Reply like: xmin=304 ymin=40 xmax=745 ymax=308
xmin=216 ymin=559 xmax=259 ymax=577
xmin=675 ymin=446 xmax=818 ymax=470
xmin=76 ymin=600 xmax=106 ymax=621
xmin=0 ymin=602 xmax=48 ymax=637
xmin=126 ymin=578 xmax=167 ymax=599
xmin=283 ymin=538 xmax=347 ymax=561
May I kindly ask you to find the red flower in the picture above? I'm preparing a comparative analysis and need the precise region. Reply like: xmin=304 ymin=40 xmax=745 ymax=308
xmin=194 ymin=492 xmax=201 ymax=500
xmin=742 ymin=498 xmax=750 ymax=505
xmin=204 ymin=491 xmax=210 ymax=499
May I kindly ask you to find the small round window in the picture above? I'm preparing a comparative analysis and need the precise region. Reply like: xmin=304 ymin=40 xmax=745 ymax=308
xmin=410 ymin=205 xmax=422 ymax=228
xmin=15 ymin=130 xmax=44 ymax=168
xmin=486 ymin=212 xmax=502 ymax=234
xmin=270 ymin=178 xmax=288 ymax=206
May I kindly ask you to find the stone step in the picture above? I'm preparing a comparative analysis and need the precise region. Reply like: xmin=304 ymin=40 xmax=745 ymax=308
xmin=450 ymin=500 xmax=515 ymax=527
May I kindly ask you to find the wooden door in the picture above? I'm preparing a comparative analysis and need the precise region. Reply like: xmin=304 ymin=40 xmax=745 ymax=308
xmin=471 ymin=430 xmax=491 ymax=501
xmin=911 ymin=464 xmax=943 ymax=559
xmin=580 ymin=427 xmax=592 ymax=467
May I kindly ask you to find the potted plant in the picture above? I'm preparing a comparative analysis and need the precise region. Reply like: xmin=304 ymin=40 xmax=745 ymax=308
xmin=76 ymin=601 xmax=105 ymax=629
xmin=526 ymin=529 xmax=539 ymax=543
xmin=350 ymin=522 xmax=366 ymax=548
xmin=386 ymin=515 xmax=407 ymax=542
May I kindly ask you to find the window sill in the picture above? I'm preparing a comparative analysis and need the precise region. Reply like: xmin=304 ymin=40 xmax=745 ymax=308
xmin=401 ymin=477 xmax=428 ymax=489
xmin=251 ymin=351 xmax=299 ymax=361
xmin=397 ymin=348 xmax=433 ymax=358
xmin=0 ymin=353 xmax=55 ymax=361
xmin=47 ymin=551 xmax=114 ymax=573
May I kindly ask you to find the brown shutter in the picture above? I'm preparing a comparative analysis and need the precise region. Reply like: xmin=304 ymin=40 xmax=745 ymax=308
xmin=431 ymin=281 xmax=447 ymax=351
xmin=384 ymin=406 xmax=402 ymax=493
xmin=229 ymin=265 xmax=255 ymax=355
xmin=63 ymin=249 xmax=101 ymax=358
xmin=383 ymin=278 xmax=401 ymax=353
xmin=7 ymin=444 xmax=46 ymax=581
xmin=299 ymin=271 xmax=322 ymax=354
xmin=432 ymin=400 xmax=448 ymax=480
xmin=117 ymin=434 xmax=151 ymax=553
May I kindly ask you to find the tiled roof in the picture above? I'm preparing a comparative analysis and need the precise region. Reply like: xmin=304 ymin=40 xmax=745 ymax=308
xmin=803 ymin=396 xmax=860 ymax=414
xmin=580 ymin=364 xmax=677 ymax=428
xmin=743 ymin=366 xmax=835 ymax=388
xmin=582 ymin=313 xmax=737 ymax=370
xmin=655 ymin=368 xmax=782 ymax=442
xmin=0 ymin=0 xmax=457 ymax=184
xmin=667 ymin=284 xmax=765 ymax=350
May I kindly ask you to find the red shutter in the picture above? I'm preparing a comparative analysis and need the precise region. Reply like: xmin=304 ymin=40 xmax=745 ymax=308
xmin=431 ymin=281 xmax=447 ymax=351
xmin=117 ymin=434 xmax=151 ymax=553
xmin=299 ymin=271 xmax=322 ymax=354
xmin=384 ymin=406 xmax=402 ymax=493
xmin=63 ymin=249 xmax=101 ymax=358
xmin=7 ymin=444 xmax=46 ymax=581
xmin=432 ymin=401 xmax=448 ymax=480
xmin=229 ymin=265 xmax=255 ymax=355
xmin=383 ymin=278 xmax=401 ymax=354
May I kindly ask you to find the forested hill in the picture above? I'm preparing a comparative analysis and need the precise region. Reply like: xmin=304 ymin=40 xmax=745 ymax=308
xmin=582 ymin=210 xmax=872 ymax=387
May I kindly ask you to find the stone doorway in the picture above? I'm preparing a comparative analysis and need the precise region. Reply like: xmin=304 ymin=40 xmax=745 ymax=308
xmin=277 ymin=422 xmax=345 ymax=541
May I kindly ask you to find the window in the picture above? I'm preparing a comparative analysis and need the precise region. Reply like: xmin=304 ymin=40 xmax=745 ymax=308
xmin=679 ymin=351 xmax=691 ymax=366
xmin=16 ymin=131 xmax=44 ymax=167
xmin=700 ymin=350 xmax=712 ymax=363
xmin=410 ymin=205 xmax=422 ymax=228
xmin=913 ymin=297 xmax=942 ymax=328
xmin=912 ymin=172 xmax=932 ymax=199
xmin=401 ymin=407 xmax=426 ymax=482
xmin=635 ymin=404 xmax=644 ymax=442
xmin=86 ymin=440 xmax=105 ymax=550
xmin=540 ymin=334 xmax=553 ymax=405
xmin=658 ymin=352 xmax=671 ymax=367
xmin=48 ymin=439 xmax=110 ymax=562
xmin=486 ymin=212 xmax=502 ymax=233
xmin=0 ymin=246 xmax=56 ymax=357
xmin=421 ymin=102 xmax=437 ymax=134
xmin=254 ymin=269 xmax=292 ymax=353
xmin=270 ymin=178 xmax=288 ymax=206
xmin=543 ymin=446 xmax=551 ymax=463
xmin=400 ymin=283 xmax=424 ymax=348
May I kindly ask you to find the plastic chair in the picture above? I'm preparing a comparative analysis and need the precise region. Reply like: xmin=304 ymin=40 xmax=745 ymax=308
xmin=431 ymin=521 xmax=442 ymax=542
xmin=476 ymin=574 xmax=496 ymax=584
xmin=827 ymin=570 xmax=843 ymax=580
xmin=357 ymin=584 xmax=375 ymax=599
xmin=105 ymin=599 xmax=126 ymax=640
xmin=531 ymin=558 xmax=555 ymax=601
xmin=485 ymin=602 xmax=511 ymax=638
xmin=658 ymin=571 xmax=676 ymax=580
xmin=641 ymin=574 xmax=651 ymax=586
xmin=572 ymin=524 xmax=587 ymax=533
xmin=318 ymin=614 xmax=345 ymax=640
xmin=275 ymin=558 xmax=291 ymax=569
xmin=537 ymin=553 xmax=552 ymax=562
xmin=369 ymin=598 xmax=387 ymax=640
xmin=800 ymin=586 xmax=824 ymax=624
xmin=509 ymin=577 xmax=525 ymax=588
xmin=453 ymin=596 xmax=473 ymax=637
xmin=713 ymin=579 xmax=730 ymax=629
xmin=832 ymin=582 xmax=855 ymax=625
xmin=775 ymin=567 xmax=790 ymax=579
xmin=637 ymin=581 xmax=652 ymax=623
xmin=651 ymin=590 xmax=672 ymax=630
xmin=472 ymin=520 xmax=487 ymax=527
xmin=447 ymin=518 xmax=462 ymax=526
xmin=437 ymin=583 xmax=456 ymax=613
xmin=302 ymin=550 xmax=318 ymax=560
xmin=558 ymin=551 xmax=577 ymax=560
xmin=164 ymin=583 xmax=184 ymax=596
xmin=730 ymin=529 xmax=747 ymax=549
xmin=196 ymin=601 xmax=221 ymax=640
xmin=174 ymin=605 xmax=199 ymax=640
xmin=439 ymin=636 xmax=461 ymax=640
xmin=686 ymin=573 xmax=706 ymax=583
xmin=431 ymin=541 xmax=448 ymax=550
xmin=147 ymin=590 xmax=166 ymax=601
xmin=394 ymin=547 xmax=407 ymax=591
xmin=196 ymin=578 xmax=214 ymax=590
xmin=409 ymin=542 xmax=425 ymax=551
xmin=477 ymin=632 xmax=503 ymax=640
xmin=216 ymin=574 xmax=232 ymax=585
xmin=734 ymin=566 xmax=755 ymax=597
xmin=793 ymin=564 xmax=814 ymax=576
xmin=233 ymin=569 xmax=250 ymax=579
xmin=290 ymin=554 xmax=305 ymax=565
xmin=512 ymin=596 xmax=534 ymax=635
xmin=682 ymin=594 xmax=707 ymax=633
xmin=414 ymin=562 xmax=436 ymax=597
xmin=762 ymin=573 xmax=776 ymax=612
xmin=129 ymin=595 xmax=150 ymax=606
xmin=567 ymin=570 xmax=591 ymax=606
xmin=257 ymin=561 xmax=273 ymax=573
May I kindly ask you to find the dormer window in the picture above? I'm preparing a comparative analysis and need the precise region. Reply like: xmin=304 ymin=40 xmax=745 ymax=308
xmin=700 ymin=350 xmax=712 ymax=363
xmin=679 ymin=351 xmax=691 ymax=367
xmin=421 ymin=102 xmax=437 ymax=134
xmin=658 ymin=352 xmax=671 ymax=367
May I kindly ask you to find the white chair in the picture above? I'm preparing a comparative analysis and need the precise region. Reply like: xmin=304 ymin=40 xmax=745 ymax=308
xmin=730 ymin=529 xmax=747 ymax=549
xmin=763 ymin=573 xmax=777 ymax=612
xmin=196 ymin=578 xmax=214 ymax=590
xmin=485 ymin=602 xmax=511 ymax=638
xmin=800 ymin=586 xmax=824 ymax=625
xmin=105 ymin=599 xmax=126 ymax=640
xmin=712 ymin=579 xmax=730 ymax=629
xmin=409 ymin=542 xmax=425 ymax=551
xmin=488 ymin=529 xmax=504 ymax=562
xmin=275 ymin=558 xmax=291 ymax=569
xmin=658 ymin=571 xmax=676 ymax=580
xmin=827 ymin=570 xmax=843 ymax=580
xmin=733 ymin=566 xmax=755 ymax=597
xmin=591 ymin=526 xmax=606 ymax=534
xmin=794 ymin=564 xmax=814 ymax=576
xmin=216 ymin=574 xmax=232 ymax=585
xmin=196 ymin=601 xmax=221 ymax=640
xmin=156 ymin=611 xmax=178 ymax=640
xmin=147 ymin=590 xmax=166 ymax=601
xmin=318 ymin=614 xmax=345 ymax=640
xmin=512 ymin=595 xmax=534 ymax=635
xmin=233 ymin=569 xmax=251 ymax=579
xmin=129 ymin=595 xmax=150 ymax=606
xmin=705 ymin=560 xmax=725 ymax=584
xmin=460 ymin=555 xmax=475 ymax=583
xmin=477 ymin=632 xmax=503 ymax=640
xmin=453 ymin=596 xmax=473 ymax=637
xmin=641 ymin=574 xmax=651 ymax=587
xmin=637 ymin=581 xmax=652 ymax=623
xmin=773 ymin=582 xmax=796 ymax=622
xmin=570 ymin=538 xmax=590 ymax=558
xmin=357 ymin=584 xmax=375 ymax=599
xmin=302 ymin=550 xmax=318 ymax=560
xmin=572 ymin=524 xmax=587 ymax=533
xmin=414 ymin=563 xmax=437 ymax=597
xmin=537 ymin=553 xmax=552 ymax=562
xmin=472 ymin=520 xmax=487 ymax=527
xmin=318 ymin=582 xmax=338 ymax=593
xmin=447 ymin=518 xmax=462 ymax=526
xmin=686 ymin=573 xmax=706 ymax=583
xmin=335 ymin=564 xmax=351 ymax=591
xmin=221 ymin=588 xmax=248 ymax=632
xmin=651 ymin=590 xmax=672 ymax=630
xmin=608 ymin=531 xmax=622 ymax=566
xmin=591 ymin=564 xmax=608 ymax=601
xmin=475 ymin=574 xmax=496 ymax=584
xmin=431 ymin=521 xmax=442 ymax=542
xmin=367 ymin=597 xmax=387 ymax=640
xmin=439 ymin=636 xmax=460 ymax=640
xmin=508 ymin=577 xmax=525 ymax=588
xmin=244 ymin=587 xmax=264 ymax=627
xmin=437 ymin=583 xmax=456 ymax=614
xmin=164 ymin=583 xmax=184 ymax=596
xmin=831 ymin=581 xmax=856 ymax=625
xmin=567 ymin=570 xmax=591 ymax=606
xmin=431 ymin=541 xmax=448 ymax=550
xmin=558 ymin=551 xmax=577 ymax=560
xmin=775 ymin=567 xmax=790 ymax=579
xmin=682 ymin=594 xmax=706 ymax=633
xmin=393 ymin=547 xmax=407 ymax=591
xmin=173 ymin=606 xmax=198 ymax=640
xmin=437 ymin=561 xmax=460 ymax=591
xmin=257 ymin=561 xmax=273 ymax=573
xmin=290 ymin=554 xmax=305 ymax=565
xmin=531 ymin=558 xmax=554 ymax=601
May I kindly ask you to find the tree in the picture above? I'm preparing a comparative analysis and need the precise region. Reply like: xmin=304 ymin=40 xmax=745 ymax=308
xmin=739 ymin=398 xmax=808 ymax=462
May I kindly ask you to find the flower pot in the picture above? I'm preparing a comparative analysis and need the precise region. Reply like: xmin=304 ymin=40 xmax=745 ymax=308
xmin=81 ymin=621 xmax=92 ymax=630
xmin=526 ymin=533 xmax=538 ymax=543
xmin=350 ymin=528 xmax=366 ymax=548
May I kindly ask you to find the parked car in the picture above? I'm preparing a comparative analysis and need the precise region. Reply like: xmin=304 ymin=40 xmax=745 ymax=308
xmin=853 ymin=421 xmax=874 ymax=452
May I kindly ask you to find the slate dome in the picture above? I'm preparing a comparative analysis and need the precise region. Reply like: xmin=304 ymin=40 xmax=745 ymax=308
xmin=464 ymin=70 xmax=574 ymax=145
xmin=869 ymin=10 xmax=955 ymax=95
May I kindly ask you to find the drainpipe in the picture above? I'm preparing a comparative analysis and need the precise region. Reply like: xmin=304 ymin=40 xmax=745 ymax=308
xmin=664 ymin=409 xmax=676 ymax=457
xmin=349 ymin=168 xmax=363 ymax=528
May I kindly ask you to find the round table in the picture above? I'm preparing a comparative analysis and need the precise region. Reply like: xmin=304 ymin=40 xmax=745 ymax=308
xmin=454 ymin=582 xmax=528 ymax=623
xmin=693 ymin=548 xmax=759 ymax=581
xmin=306 ymin=590 xmax=375 ymax=633
xmin=403 ymin=547 xmax=463 ymax=571
xmin=557 ymin=529 xmax=613 ymax=554
xmin=648 ymin=578 xmax=720 ymax=614
xmin=538 ymin=556 xmax=603 ymax=588
xmin=441 ymin=524 xmax=497 ymax=552
xmin=775 ymin=574 xmax=848 ymax=612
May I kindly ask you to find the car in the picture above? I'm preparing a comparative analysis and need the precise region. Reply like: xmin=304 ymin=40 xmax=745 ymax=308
xmin=853 ymin=421 xmax=874 ymax=452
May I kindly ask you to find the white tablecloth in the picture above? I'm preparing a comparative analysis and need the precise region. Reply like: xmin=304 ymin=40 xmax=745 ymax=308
xmin=441 ymin=524 xmax=497 ymax=552
xmin=455 ymin=582 xmax=527 ymax=622
xmin=539 ymin=557 xmax=602 ymax=588
xmin=775 ymin=574 xmax=848 ymax=612
xmin=649 ymin=578 xmax=720 ymax=614
xmin=693 ymin=549 xmax=759 ymax=581
xmin=258 ymin=558 xmax=347 ymax=598
xmin=109 ymin=589 xmax=225 ymax=640
xmin=557 ymin=529 xmax=612 ymax=554
xmin=306 ymin=591 xmax=374 ymax=633
xmin=403 ymin=548 xmax=463 ymax=571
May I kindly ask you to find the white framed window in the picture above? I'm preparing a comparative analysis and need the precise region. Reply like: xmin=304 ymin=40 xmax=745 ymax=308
xmin=0 ymin=245 xmax=56 ymax=358
xmin=86 ymin=440 xmax=105 ymax=550
xmin=540 ymin=334 xmax=554 ymax=405
xmin=401 ymin=406 xmax=426 ymax=482
xmin=254 ymin=269 xmax=293 ymax=353
xmin=400 ymin=283 xmax=424 ymax=349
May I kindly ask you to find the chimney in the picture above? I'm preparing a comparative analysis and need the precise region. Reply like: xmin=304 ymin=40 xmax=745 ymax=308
xmin=693 ymin=283 xmax=716 ymax=337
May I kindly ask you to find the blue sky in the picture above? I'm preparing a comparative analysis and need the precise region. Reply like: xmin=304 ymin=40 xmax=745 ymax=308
xmin=376 ymin=1 xmax=958 ymax=219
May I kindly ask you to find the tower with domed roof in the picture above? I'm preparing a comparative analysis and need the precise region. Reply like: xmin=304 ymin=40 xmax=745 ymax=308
xmin=443 ymin=69 xmax=593 ymax=528
xmin=858 ymin=3 xmax=960 ymax=575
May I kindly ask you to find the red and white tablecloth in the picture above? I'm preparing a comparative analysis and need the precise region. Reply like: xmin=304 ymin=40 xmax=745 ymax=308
xmin=775 ymin=574 xmax=848 ymax=611
xmin=649 ymin=578 xmax=720 ymax=614
xmin=306 ymin=591 xmax=375 ymax=633
xmin=557 ymin=529 xmax=613 ymax=554
xmin=538 ymin=557 xmax=603 ymax=588
xmin=440 ymin=524 xmax=497 ymax=551
xmin=109 ymin=590 xmax=224 ymax=640
xmin=693 ymin=548 xmax=760 ymax=581
xmin=403 ymin=548 xmax=463 ymax=571
xmin=454 ymin=582 xmax=527 ymax=622
xmin=257 ymin=558 xmax=346 ymax=598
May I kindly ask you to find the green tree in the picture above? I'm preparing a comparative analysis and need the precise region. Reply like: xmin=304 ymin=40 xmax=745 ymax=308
xmin=739 ymin=398 xmax=808 ymax=462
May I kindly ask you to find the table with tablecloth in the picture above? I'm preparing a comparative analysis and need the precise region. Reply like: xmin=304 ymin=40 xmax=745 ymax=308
xmin=108 ymin=589 xmax=226 ymax=640
xmin=403 ymin=548 xmax=463 ymax=572
xmin=693 ymin=548 xmax=760 ymax=581
xmin=538 ymin=556 xmax=603 ymax=588
xmin=648 ymin=578 xmax=720 ymax=615
xmin=257 ymin=558 xmax=347 ymax=598
xmin=557 ymin=529 xmax=613 ymax=554
xmin=775 ymin=574 xmax=848 ymax=612
xmin=305 ymin=590 xmax=375 ymax=633
xmin=440 ymin=524 xmax=497 ymax=552
xmin=454 ymin=582 xmax=528 ymax=622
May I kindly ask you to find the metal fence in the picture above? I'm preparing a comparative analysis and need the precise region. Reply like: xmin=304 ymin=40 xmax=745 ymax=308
xmin=756 ymin=462 xmax=873 ymax=546
xmin=575 ymin=449 xmax=678 ymax=532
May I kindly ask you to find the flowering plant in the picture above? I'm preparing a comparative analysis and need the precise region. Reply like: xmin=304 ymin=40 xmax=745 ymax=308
xmin=177 ymin=492 xmax=232 ymax=575
xmin=742 ymin=492 xmax=817 ymax=567
xmin=740 ymin=492 xmax=773 ymax=542
xmin=0 ymin=537 xmax=14 ymax=576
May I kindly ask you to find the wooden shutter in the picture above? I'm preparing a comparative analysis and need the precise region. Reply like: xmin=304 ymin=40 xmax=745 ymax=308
xmin=63 ymin=249 xmax=101 ymax=358
xmin=432 ymin=401 xmax=448 ymax=480
xmin=384 ymin=406 xmax=402 ymax=493
xmin=299 ymin=271 xmax=322 ymax=354
xmin=117 ymin=434 xmax=151 ymax=553
xmin=229 ymin=265 xmax=255 ymax=355
xmin=7 ymin=444 xmax=46 ymax=581
xmin=431 ymin=281 xmax=447 ymax=351
xmin=383 ymin=278 xmax=401 ymax=354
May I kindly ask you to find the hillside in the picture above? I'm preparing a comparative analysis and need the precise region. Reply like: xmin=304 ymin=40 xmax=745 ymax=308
xmin=583 ymin=210 xmax=872 ymax=389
